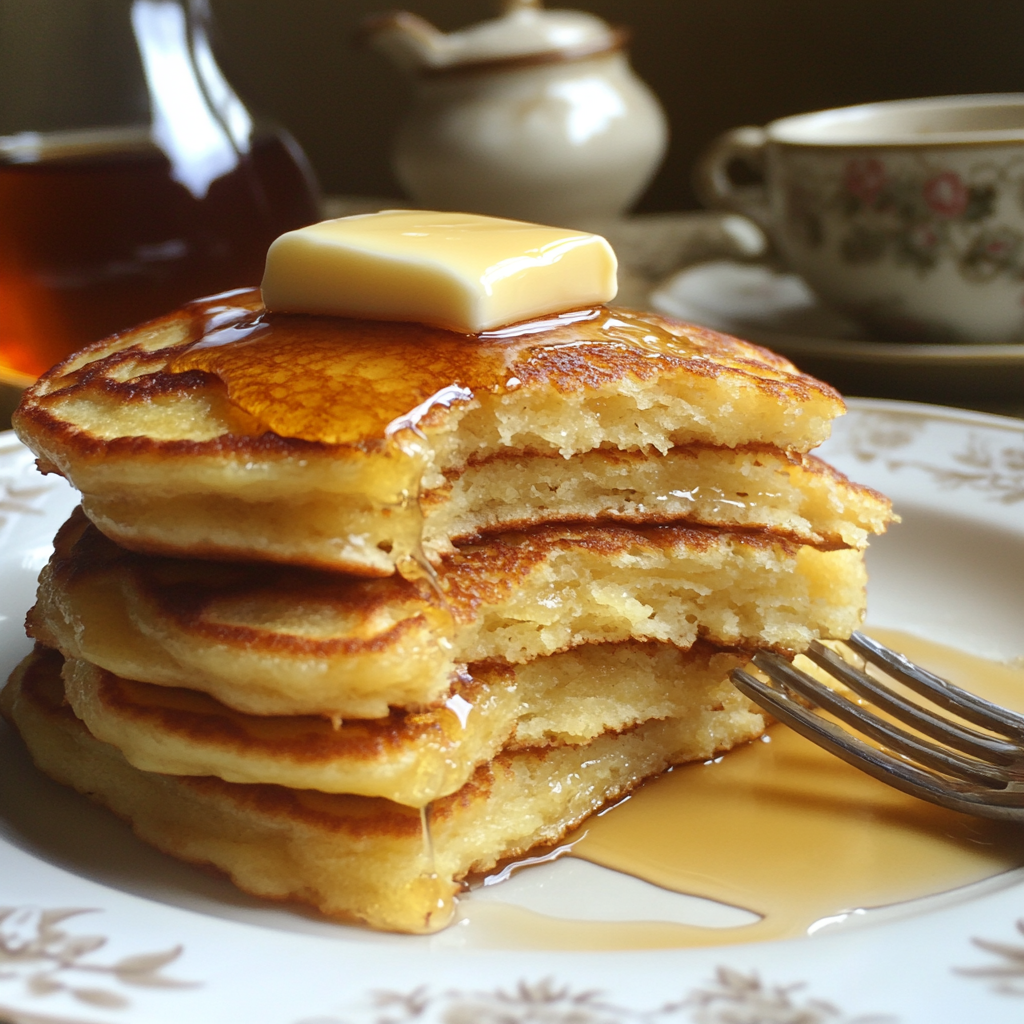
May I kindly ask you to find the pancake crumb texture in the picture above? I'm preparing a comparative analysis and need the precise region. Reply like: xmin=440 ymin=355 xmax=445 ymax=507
xmin=427 ymin=445 xmax=890 ymax=554
xmin=32 ymin=510 xmax=868 ymax=718
xmin=60 ymin=643 xmax=754 ymax=806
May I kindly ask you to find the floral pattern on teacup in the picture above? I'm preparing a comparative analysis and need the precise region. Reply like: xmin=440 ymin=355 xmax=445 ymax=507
xmin=781 ymin=153 xmax=1024 ymax=284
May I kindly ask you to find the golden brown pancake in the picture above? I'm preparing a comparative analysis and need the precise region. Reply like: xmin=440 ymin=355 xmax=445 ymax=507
xmin=31 ymin=508 xmax=869 ymax=717
xmin=13 ymin=291 xmax=850 ymax=574
xmin=3 ymin=646 xmax=766 ymax=933
xmin=60 ymin=642 xmax=755 ymax=806
xmin=7 ymin=283 xmax=894 ymax=935
xmin=426 ymin=442 xmax=893 ymax=553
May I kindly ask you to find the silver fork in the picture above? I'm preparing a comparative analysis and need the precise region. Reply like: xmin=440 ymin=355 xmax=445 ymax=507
xmin=730 ymin=632 xmax=1024 ymax=820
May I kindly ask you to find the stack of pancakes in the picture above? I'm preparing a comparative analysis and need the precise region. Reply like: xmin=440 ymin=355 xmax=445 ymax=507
xmin=4 ymin=293 xmax=893 ymax=932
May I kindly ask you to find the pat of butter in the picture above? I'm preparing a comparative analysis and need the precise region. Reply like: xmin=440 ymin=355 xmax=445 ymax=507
xmin=261 ymin=210 xmax=617 ymax=333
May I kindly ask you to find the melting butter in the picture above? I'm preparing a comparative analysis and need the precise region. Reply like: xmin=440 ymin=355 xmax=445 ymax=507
xmin=260 ymin=210 xmax=617 ymax=333
xmin=460 ymin=629 xmax=1024 ymax=950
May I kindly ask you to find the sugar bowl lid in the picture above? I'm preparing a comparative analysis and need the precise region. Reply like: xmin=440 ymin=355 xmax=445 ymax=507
xmin=363 ymin=0 xmax=626 ymax=75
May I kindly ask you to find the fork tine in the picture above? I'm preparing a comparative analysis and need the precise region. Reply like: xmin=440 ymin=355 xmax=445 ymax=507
xmin=749 ymin=653 xmax=1013 ymax=788
xmin=846 ymin=632 xmax=1024 ymax=740
xmin=805 ymin=642 xmax=1022 ymax=766
xmin=731 ymin=668 xmax=1024 ymax=821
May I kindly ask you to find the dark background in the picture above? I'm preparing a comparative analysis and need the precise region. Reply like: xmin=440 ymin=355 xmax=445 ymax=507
xmin=210 ymin=0 xmax=1024 ymax=210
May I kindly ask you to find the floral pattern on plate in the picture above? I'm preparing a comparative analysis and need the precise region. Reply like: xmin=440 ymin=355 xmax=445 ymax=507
xmin=959 ymin=919 xmax=1024 ymax=998
xmin=0 ymin=434 xmax=64 ymax=537
xmin=301 ymin=972 xmax=893 ymax=1024
xmin=831 ymin=408 xmax=1024 ymax=504
xmin=0 ymin=905 xmax=195 ymax=1023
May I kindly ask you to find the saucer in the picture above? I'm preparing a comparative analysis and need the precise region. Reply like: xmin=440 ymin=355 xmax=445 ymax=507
xmin=651 ymin=260 xmax=1024 ymax=415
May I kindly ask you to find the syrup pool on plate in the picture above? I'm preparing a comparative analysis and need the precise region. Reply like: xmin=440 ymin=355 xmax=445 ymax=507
xmin=446 ymin=629 xmax=1024 ymax=951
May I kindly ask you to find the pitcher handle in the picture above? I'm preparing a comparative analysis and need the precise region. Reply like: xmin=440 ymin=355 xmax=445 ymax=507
xmin=693 ymin=126 xmax=771 ymax=231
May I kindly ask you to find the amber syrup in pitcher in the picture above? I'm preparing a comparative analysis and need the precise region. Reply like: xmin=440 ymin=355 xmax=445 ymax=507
xmin=0 ymin=128 xmax=318 ymax=379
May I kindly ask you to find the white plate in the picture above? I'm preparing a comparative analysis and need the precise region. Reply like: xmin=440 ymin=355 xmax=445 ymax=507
xmin=1 ymin=399 xmax=1024 ymax=1024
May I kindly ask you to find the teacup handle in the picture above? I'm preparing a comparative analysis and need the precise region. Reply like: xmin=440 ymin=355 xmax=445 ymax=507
xmin=693 ymin=126 xmax=771 ymax=230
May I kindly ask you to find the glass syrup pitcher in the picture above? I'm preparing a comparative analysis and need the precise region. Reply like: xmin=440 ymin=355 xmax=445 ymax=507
xmin=0 ymin=0 xmax=320 ymax=379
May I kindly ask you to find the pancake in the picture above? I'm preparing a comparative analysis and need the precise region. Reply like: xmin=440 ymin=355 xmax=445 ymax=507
xmin=31 ymin=508 xmax=869 ymax=717
xmin=13 ymin=290 xmax=849 ymax=574
xmin=60 ymin=642 xmax=756 ymax=806
xmin=426 ymin=442 xmax=893 ymax=554
xmin=3 ymin=646 xmax=766 ymax=933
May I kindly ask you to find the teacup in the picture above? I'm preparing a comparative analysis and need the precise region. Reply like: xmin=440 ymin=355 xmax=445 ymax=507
xmin=695 ymin=94 xmax=1024 ymax=344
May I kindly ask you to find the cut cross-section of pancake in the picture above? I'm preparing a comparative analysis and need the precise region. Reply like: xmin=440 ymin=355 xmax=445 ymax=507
xmin=13 ymin=291 xmax=850 ymax=574
xmin=426 ymin=443 xmax=892 ymax=554
xmin=60 ymin=642 xmax=756 ymax=806
xmin=3 ymin=646 xmax=767 ymax=934
xmin=31 ymin=508 xmax=869 ymax=717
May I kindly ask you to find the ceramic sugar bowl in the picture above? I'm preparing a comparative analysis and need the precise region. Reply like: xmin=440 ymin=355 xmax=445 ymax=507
xmin=363 ymin=0 xmax=668 ymax=224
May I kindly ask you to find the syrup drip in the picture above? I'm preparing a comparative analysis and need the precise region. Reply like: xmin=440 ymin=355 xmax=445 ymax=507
xmin=420 ymin=803 xmax=436 ymax=868
xmin=456 ymin=630 xmax=1024 ymax=950
xmin=419 ymin=801 xmax=454 ymax=930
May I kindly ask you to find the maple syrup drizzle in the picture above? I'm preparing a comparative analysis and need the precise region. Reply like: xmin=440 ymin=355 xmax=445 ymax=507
xmin=455 ymin=630 xmax=1024 ymax=950
xmin=419 ymin=802 xmax=455 ymax=929
xmin=169 ymin=292 xmax=701 ymax=447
